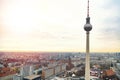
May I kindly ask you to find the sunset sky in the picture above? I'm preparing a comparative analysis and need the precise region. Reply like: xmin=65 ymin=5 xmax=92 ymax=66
xmin=0 ymin=0 xmax=120 ymax=52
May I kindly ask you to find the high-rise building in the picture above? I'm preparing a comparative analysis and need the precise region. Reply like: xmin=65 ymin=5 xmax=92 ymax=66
xmin=13 ymin=65 xmax=35 ymax=80
xmin=20 ymin=65 xmax=30 ymax=77
xmin=29 ymin=65 xmax=34 ymax=75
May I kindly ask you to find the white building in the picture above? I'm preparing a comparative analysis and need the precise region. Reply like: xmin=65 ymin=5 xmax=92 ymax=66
xmin=20 ymin=65 xmax=34 ymax=77
xmin=55 ymin=66 xmax=60 ymax=74
xmin=43 ymin=68 xmax=54 ymax=79
xmin=13 ymin=74 xmax=23 ymax=80
xmin=61 ymin=64 xmax=66 ymax=71
xmin=13 ymin=65 xmax=35 ymax=80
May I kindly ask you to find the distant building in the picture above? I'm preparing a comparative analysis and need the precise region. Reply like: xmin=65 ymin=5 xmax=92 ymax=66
xmin=33 ymin=68 xmax=42 ymax=75
xmin=20 ymin=65 xmax=34 ymax=77
xmin=42 ymin=64 xmax=66 ymax=79
xmin=114 ymin=63 xmax=120 ymax=79
xmin=115 ymin=53 xmax=120 ymax=61
xmin=13 ymin=65 xmax=35 ymax=80
xmin=29 ymin=66 xmax=34 ymax=75
xmin=0 ymin=64 xmax=4 ymax=68
xmin=66 ymin=57 xmax=74 ymax=70
xmin=103 ymin=69 xmax=116 ymax=79
xmin=42 ymin=68 xmax=54 ymax=79
xmin=13 ymin=74 xmax=23 ymax=80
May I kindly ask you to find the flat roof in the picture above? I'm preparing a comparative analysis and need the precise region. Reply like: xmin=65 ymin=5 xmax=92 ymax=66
xmin=24 ymin=75 xmax=40 ymax=79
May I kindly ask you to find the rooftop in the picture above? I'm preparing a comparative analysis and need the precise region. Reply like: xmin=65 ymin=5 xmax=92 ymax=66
xmin=24 ymin=75 xmax=41 ymax=79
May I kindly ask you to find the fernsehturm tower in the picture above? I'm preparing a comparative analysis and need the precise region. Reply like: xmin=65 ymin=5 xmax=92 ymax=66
xmin=84 ymin=0 xmax=92 ymax=80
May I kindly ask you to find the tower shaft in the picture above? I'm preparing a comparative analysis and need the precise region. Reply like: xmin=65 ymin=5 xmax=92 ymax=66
xmin=86 ymin=31 xmax=89 ymax=53
xmin=85 ymin=31 xmax=90 ymax=80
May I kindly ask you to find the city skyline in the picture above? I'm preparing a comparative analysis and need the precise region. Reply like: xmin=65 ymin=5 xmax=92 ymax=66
xmin=0 ymin=0 xmax=120 ymax=52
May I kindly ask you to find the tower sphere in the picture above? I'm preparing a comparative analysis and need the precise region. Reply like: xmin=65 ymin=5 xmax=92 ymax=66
xmin=84 ymin=23 xmax=92 ymax=31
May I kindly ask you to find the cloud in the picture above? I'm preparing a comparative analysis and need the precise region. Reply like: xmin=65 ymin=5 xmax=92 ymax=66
xmin=100 ymin=0 xmax=120 ymax=40
xmin=105 ymin=18 xmax=120 ymax=40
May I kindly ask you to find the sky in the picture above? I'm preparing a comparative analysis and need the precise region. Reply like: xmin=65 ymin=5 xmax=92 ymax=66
xmin=0 ymin=0 xmax=120 ymax=52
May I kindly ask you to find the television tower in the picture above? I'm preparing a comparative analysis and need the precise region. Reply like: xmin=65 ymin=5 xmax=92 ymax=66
xmin=84 ymin=0 xmax=92 ymax=80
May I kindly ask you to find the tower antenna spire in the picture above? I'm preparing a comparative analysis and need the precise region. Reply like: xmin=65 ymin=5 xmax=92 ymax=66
xmin=87 ymin=0 xmax=89 ymax=17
